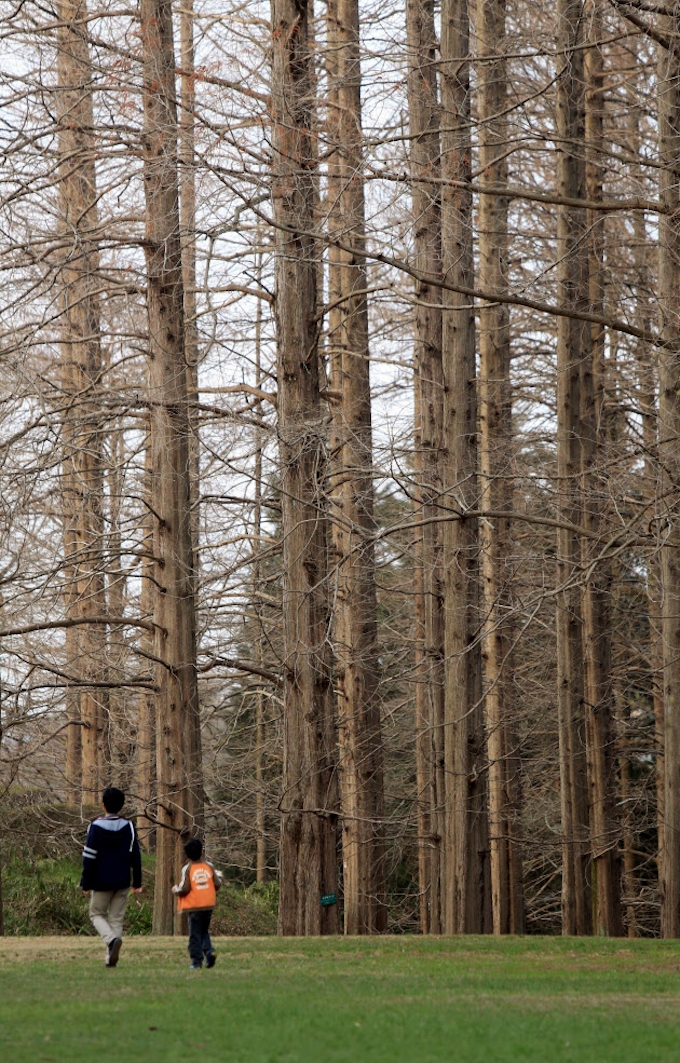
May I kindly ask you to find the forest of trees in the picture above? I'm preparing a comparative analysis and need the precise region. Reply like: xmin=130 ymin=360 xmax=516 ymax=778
xmin=0 ymin=0 xmax=679 ymax=937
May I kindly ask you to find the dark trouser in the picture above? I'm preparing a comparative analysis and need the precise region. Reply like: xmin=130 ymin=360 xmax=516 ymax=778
xmin=188 ymin=910 xmax=213 ymax=966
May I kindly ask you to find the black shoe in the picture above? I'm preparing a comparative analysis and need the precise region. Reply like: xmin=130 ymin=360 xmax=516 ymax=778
xmin=206 ymin=952 xmax=216 ymax=969
xmin=107 ymin=938 xmax=122 ymax=967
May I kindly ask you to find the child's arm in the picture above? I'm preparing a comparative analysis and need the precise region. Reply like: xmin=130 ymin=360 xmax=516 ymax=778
xmin=172 ymin=862 xmax=191 ymax=895
xmin=130 ymin=823 xmax=143 ymax=890
xmin=80 ymin=823 xmax=97 ymax=892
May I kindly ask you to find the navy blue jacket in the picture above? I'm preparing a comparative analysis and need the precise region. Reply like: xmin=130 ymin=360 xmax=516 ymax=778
xmin=80 ymin=815 xmax=142 ymax=892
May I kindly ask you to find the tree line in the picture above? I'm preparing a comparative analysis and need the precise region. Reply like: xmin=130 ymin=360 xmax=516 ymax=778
xmin=0 ymin=0 xmax=677 ymax=936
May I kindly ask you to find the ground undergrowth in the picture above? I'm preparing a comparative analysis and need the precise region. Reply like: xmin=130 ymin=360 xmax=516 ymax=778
xmin=1 ymin=853 xmax=278 ymax=936
xmin=0 ymin=798 xmax=279 ymax=936
xmin=1 ymin=935 xmax=679 ymax=1063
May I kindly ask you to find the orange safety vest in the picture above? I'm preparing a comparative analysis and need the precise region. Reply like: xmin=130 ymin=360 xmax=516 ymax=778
xmin=177 ymin=861 xmax=217 ymax=912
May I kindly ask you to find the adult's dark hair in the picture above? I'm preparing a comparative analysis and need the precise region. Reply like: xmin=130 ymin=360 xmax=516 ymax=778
xmin=102 ymin=787 xmax=125 ymax=814
xmin=184 ymin=838 xmax=203 ymax=861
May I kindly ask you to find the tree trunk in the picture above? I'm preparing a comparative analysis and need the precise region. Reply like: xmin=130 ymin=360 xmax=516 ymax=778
xmin=325 ymin=0 xmax=386 ymax=935
xmin=555 ymin=0 xmax=591 ymax=936
xmin=57 ymin=0 xmax=107 ymax=807
xmin=254 ymin=245 xmax=267 ymax=884
xmin=179 ymin=0 xmax=204 ymax=833
xmin=64 ymin=508 xmax=82 ymax=804
xmin=616 ymin=683 xmax=637 ymax=937
xmin=270 ymin=0 xmax=339 ymax=935
xmin=140 ymin=0 xmax=201 ymax=934
xmin=658 ymin=13 xmax=680 ymax=939
xmin=136 ymin=428 xmax=156 ymax=850
xmin=477 ymin=0 xmax=525 ymax=936
xmin=413 ymin=485 xmax=430 ymax=934
xmin=439 ymin=0 xmax=491 ymax=934
xmin=581 ymin=0 xmax=622 ymax=937
xmin=105 ymin=425 xmax=126 ymax=784
xmin=406 ymin=0 xmax=445 ymax=936
xmin=632 ymin=230 xmax=664 ymax=886
xmin=0 ymin=710 xmax=3 ymax=935
xmin=626 ymin=74 xmax=658 ymax=922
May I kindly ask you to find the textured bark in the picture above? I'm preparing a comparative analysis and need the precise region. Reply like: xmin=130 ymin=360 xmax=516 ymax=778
xmin=179 ymin=0 xmax=204 ymax=834
xmin=254 ymin=255 xmax=267 ymax=885
xmin=477 ymin=0 xmax=525 ymax=936
xmin=255 ymin=683 xmax=267 ymax=883
xmin=581 ymin=0 xmax=623 ymax=936
xmin=631 ymin=218 xmax=664 ymax=882
xmin=326 ymin=0 xmax=386 ymax=935
xmin=57 ymin=0 xmax=107 ymax=805
xmin=63 ymin=511 xmax=82 ymax=805
xmin=617 ymin=685 xmax=637 ymax=937
xmin=140 ymin=0 xmax=201 ymax=934
xmin=412 ymin=491 xmax=430 ymax=934
xmin=406 ymin=0 xmax=445 ymax=936
xmin=626 ymin=83 xmax=659 ymax=916
xmin=440 ymin=0 xmax=491 ymax=934
xmin=658 ymin=13 xmax=680 ymax=939
xmin=271 ymin=0 xmax=338 ymax=935
xmin=0 ymin=717 xmax=3 ymax=934
xmin=136 ymin=431 xmax=156 ymax=850
xmin=555 ymin=0 xmax=592 ymax=936
xmin=106 ymin=426 xmax=126 ymax=782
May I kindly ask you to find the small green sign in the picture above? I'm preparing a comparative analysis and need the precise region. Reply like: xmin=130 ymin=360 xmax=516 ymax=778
xmin=320 ymin=893 xmax=337 ymax=907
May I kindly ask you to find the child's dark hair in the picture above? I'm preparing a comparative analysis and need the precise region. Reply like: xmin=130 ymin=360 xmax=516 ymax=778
xmin=184 ymin=838 xmax=203 ymax=861
xmin=102 ymin=787 xmax=125 ymax=814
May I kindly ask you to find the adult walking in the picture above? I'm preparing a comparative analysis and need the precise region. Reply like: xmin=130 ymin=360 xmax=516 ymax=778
xmin=81 ymin=787 xmax=142 ymax=967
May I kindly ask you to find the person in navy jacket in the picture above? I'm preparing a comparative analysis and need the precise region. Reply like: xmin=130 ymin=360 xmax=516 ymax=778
xmin=80 ymin=787 xmax=142 ymax=967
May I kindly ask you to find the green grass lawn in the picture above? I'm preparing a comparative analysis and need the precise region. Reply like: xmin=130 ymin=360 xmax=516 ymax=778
xmin=2 ymin=935 xmax=680 ymax=1063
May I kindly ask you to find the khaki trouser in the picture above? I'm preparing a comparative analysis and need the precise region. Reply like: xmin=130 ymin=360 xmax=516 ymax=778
xmin=89 ymin=889 xmax=129 ymax=945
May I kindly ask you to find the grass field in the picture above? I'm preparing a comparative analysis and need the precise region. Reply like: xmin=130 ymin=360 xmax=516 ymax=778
xmin=2 ymin=935 xmax=680 ymax=1063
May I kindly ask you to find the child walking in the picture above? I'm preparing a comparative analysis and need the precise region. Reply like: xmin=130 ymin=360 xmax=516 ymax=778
xmin=173 ymin=838 xmax=221 ymax=969
xmin=81 ymin=787 xmax=143 ymax=968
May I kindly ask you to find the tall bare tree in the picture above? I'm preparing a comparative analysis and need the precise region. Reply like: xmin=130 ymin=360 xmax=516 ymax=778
xmin=179 ymin=0 xmax=204 ymax=835
xmin=406 ymin=0 xmax=445 ymax=935
xmin=581 ymin=0 xmax=623 ymax=936
xmin=326 ymin=0 xmax=386 ymax=936
xmin=440 ymin=0 xmax=491 ymax=934
xmin=253 ymin=249 xmax=268 ymax=884
xmin=140 ymin=0 xmax=202 ymax=933
xmin=658 ymin=8 xmax=680 ymax=939
xmin=477 ymin=0 xmax=526 ymax=935
xmin=136 ymin=431 xmax=155 ymax=847
xmin=57 ymin=0 xmax=108 ymax=805
xmin=271 ymin=0 xmax=339 ymax=935
xmin=555 ymin=0 xmax=591 ymax=936
xmin=629 ymin=104 xmax=663 ymax=893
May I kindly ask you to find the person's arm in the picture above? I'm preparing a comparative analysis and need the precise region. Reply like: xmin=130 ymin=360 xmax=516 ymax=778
xmin=204 ymin=858 xmax=222 ymax=891
xmin=172 ymin=862 xmax=191 ymax=896
xmin=130 ymin=822 xmax=143 ymax=892
xmin=80 ymin=824 xmax=97 ymax=892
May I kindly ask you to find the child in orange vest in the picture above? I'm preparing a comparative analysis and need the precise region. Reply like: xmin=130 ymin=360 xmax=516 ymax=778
xmin=172 ymin=838 xmax=222 ymax=969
